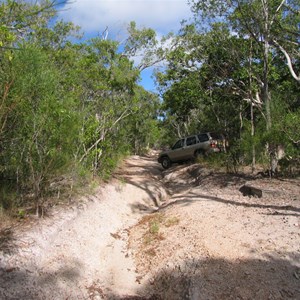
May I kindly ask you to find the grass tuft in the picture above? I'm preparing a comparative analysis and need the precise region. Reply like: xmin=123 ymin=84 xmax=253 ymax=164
xmin=139 ymin=212 xmax=180 ymax=252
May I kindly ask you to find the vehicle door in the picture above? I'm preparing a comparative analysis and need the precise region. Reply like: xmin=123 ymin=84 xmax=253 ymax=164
xmin=169 ymin=138 xmax=186 ymax=161
xmin=184 ymin=135 xmax=198 ymax=159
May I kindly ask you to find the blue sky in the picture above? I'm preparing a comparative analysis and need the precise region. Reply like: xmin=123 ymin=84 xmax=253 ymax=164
xmin=58 ymin=0 xmax=193 ymax=92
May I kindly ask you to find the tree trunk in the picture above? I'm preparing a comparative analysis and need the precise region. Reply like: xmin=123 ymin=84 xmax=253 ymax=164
xmin=262 ymin=0 xmax=277 ymax=175
xmin=251 ymin=102 xmax=256 ymax=173
xmin=249 ymin=39 xmax=256 ymax=173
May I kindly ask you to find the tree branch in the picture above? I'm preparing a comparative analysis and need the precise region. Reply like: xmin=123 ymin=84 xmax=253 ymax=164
xmin=79 ymin=109 xmax=131 ymax=163
xmin=270 ymin=0 xmax=286 ymax=27
xmin=272 ymin=39 xmax=300 ymax=83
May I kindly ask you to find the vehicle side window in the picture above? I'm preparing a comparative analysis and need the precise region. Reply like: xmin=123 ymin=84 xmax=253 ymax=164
xmin=198 ymin=134 xmax=209 ymax=142
xmin=172 ymin=139 xmax=184 ymax=150
xmin=186 ymin=136 xmax=196 ymax=146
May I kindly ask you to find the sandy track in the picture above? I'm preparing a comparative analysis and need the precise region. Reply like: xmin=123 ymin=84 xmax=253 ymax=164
xmin=129 ymin=164 xmax=300 ymax=299
xmin=0 ymin=155 xmax=166 ymax=299
xmin=1 ymin=155 xmax=300 ymax=299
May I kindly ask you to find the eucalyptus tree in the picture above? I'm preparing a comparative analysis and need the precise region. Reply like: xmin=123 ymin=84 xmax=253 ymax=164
xmin=189 ymin=0 xmax=300 ymax=172
xmin=125 ymin=87 xmax=161 ymax=154
xmin=156 ymin=22 xmax=255 ymax=144
xmin=68 ymin=38 xmax=138 ymax=175
xmin=124 ymin=21 xmax=170 ymax=71
xmin=0 ymin=45 xmax=81 ymax=213
xmin=0 ymin=0 xmax=68 ymax=49
xmin=0 ymin=0 xmax=61 ymax=139
xmin=0 ymin=0 xmax=79 ymax=149
xmin=189 ymin=0 xmax=299 ymax=82
xmin=0 ymin=0 xmax=165 ymax=213
xmin=0 ymin=0 xmax=80 ymax=210
xmin=0 ymin=1 xmax=156 ymax=211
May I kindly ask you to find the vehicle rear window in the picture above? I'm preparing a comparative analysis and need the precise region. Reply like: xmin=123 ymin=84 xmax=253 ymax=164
xmin=198 ymin=134 xmax=209 ymax=142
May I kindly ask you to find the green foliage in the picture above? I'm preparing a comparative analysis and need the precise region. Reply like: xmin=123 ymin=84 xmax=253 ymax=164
xmin=141 ymin=213 xmax=179 ymax=248
xmin=0 ymin=0 xmax=162 ymax=214
xmin=124 ymin=21 xmax=164 ymax=70
xmin=157 ymin=0 xmax=299 ymax=173
xmin=1 ymin=0 xmax=298 ymax=215
xmin=0 ymin=182 xmax=18 ymax=210
xmin=0 ymin=45 xmax=80 ymax=201
xmin=125 ymin=88 xmax=162 ymax=154
xmin=240 ymin=120 xmax=267 ymax=164
xmin=282 ymin=111 xmax=300 ymax=153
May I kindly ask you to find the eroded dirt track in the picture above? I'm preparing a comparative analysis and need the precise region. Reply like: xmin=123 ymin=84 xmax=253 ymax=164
xmin=129 ymin=164 xmax=300 ymax=299
xmin=0 ymin=155 xmax=165 ymax=299
xmin=0 ymin=155 xmax=300 ymax=299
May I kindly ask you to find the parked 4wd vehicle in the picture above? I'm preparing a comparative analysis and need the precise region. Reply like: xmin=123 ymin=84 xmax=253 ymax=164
xmin=158 ymin=132 xmax=226 ymax=169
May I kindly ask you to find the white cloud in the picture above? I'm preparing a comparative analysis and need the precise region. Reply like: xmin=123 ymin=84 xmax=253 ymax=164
xmin=59 ymin=0 xmax=192 ymax=38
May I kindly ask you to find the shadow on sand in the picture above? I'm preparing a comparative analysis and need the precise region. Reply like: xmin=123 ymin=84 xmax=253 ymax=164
xmin=161 ymin=191 xmax=300 ymax=216
xmin=107 ymin=253 xmax=300 ymax=299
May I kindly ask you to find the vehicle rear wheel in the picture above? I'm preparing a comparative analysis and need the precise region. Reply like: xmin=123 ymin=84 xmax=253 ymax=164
xmin=161 ymin=156 xmax=171 ymax=169
xmin=194 ymin=149 xmax=205 ymax=161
